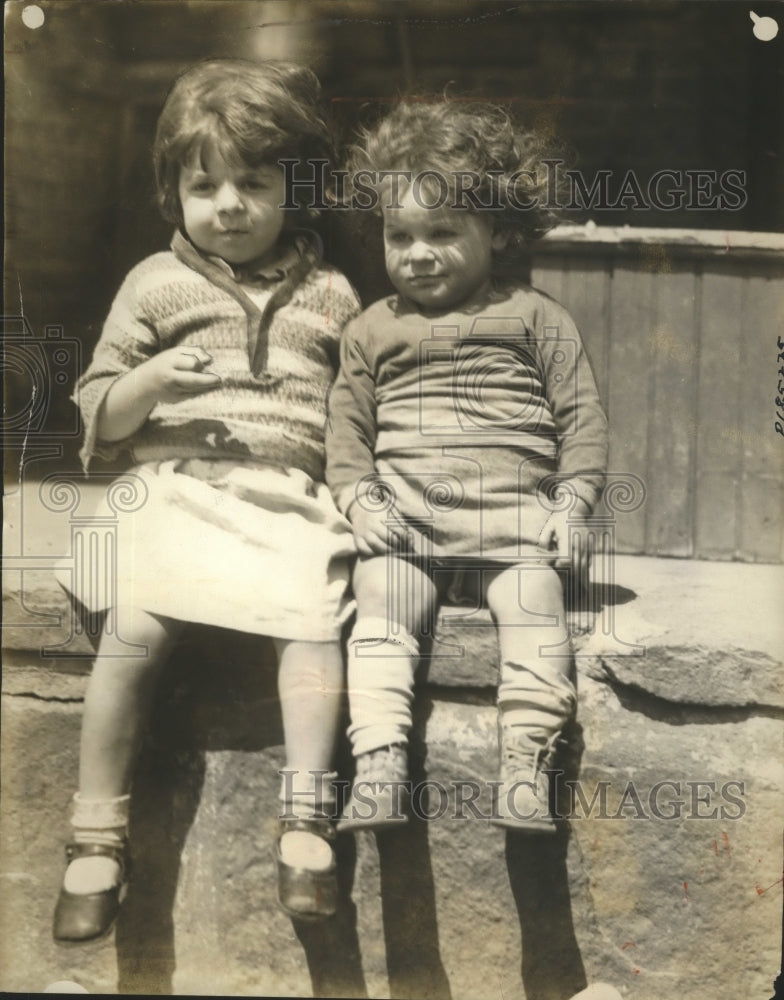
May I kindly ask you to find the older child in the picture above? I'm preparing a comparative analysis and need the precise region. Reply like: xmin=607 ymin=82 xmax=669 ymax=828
xmin=53 ymin=59 xmax=360 ymax=940
xmin=326 ymin=101 xmax=608 ymax=833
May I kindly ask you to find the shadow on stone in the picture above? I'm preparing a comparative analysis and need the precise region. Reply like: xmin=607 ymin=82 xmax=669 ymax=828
xmin=506 ymin=825 xmax=587 ymax=1000
xmin=116 ymin=741 xmax=205 ymax=994
xmin=562 ymin=574 xmax=638 ymax=623
xmin=375 ymin=697 xmax=452 ymax=1000
xmin=603 ymin=674 xmax=784 ymax=726
xmin=584 ymin=581 xmax=637 ymax=609
xmin=106 ymin=624 xmax=365 ymax=996
xmin=293 ymin=830 xmax=368 ymax=1000
xmin=505 ymin=720 xmax=587 ymax=1000
xmin=293 ymin=733 xmax=369 ymax=1000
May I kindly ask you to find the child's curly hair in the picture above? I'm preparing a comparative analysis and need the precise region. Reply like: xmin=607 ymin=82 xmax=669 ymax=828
xmin=349 ymin=99 xmax=567 ymax=257
xmin=154 ymin=58 xmax=334 ymax=227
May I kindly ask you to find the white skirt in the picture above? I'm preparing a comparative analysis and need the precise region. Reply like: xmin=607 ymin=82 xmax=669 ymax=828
xmin=55 ymin=459 xmax=356 ymax=642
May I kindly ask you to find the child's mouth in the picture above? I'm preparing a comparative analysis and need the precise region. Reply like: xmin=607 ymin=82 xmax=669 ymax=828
xmin=408 ymin=274 xmax=443 ymax=285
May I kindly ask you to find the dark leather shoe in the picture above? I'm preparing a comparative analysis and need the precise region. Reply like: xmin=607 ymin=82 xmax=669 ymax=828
xmin=274 ymin=817 xmax=337 ymax=921
xmin=53 ymin=841 xmax=128 ymax=943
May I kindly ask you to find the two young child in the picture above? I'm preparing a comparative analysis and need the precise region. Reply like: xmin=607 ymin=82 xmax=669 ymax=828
xmin=54 ymin=58 xmax=606 ymax=942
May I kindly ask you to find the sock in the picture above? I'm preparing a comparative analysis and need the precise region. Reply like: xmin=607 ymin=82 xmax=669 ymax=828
xmin=63 ymin=794 xmax=129 ymax=895
xmin=497 ymin=659 xmax=576 ymax=735
xmin=346 ymin=617 xmax=418 ymax=756
xmin=279 ymin=769 xmax=336 ymax=819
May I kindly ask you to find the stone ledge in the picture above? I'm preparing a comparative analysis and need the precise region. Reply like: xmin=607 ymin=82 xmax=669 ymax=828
xmin=4 ymin=553 xmax=782 ymax=711
xmin=3 ymin=480 xmax=783 ymax=997
xmin=2 ymin=667 xmax=781 ymax=998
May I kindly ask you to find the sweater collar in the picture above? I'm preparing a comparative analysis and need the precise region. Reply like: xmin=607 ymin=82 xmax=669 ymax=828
xmin=169 ymin=228 xmax=323 ymax=376
xmin=170 ymin=229 xmax=323 ymax=285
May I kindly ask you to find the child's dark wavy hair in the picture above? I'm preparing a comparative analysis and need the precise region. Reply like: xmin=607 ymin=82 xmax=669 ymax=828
xmin=154 ymin=58 xmax=333 ymax=227
xmin=350 ymin=99 xmax=567 ymax=257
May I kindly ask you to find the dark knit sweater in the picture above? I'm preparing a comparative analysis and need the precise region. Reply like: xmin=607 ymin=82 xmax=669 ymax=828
xmin=77 ymin=231 xmax=361 ymax=480
xmin=326 ymin=283 xmax=608 ymax=557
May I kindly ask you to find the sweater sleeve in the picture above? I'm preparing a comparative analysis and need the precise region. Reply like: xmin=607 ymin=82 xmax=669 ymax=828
xmin=325 ymin=313 xmax=379 ymax=515
xmin=317 ymin=268 xmax=363 ymax=372
xmin=75 ymin=266 xmax=160 ymax=471
xmin=534 ymin=297 xmax=608 ymax=512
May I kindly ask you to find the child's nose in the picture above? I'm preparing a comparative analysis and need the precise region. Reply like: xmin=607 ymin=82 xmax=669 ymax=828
xmin=215 ymin=182 xmax=244 ymax=213
xmin=409 ymin=239 xmax=434 ymax=262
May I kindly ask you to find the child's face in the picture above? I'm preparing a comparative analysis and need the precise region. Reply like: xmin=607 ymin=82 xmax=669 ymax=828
xmin=382 ymin=186 xmax=505 ymax=310
xmin=178 ymin=144 xmax=287 ymax=265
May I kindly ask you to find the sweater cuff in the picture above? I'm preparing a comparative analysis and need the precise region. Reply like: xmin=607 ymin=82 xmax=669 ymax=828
xmin=76 ymin=379 xmax=135 ymax=472
xmin=337 ymin=485 xmax=360 ymax=519
xmin=555 ymin=476 xmax=603 ymax=514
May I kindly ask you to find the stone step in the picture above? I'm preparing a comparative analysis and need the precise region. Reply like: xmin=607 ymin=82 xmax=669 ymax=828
xmin=3 ymin=652 xmax=782 ymax=998
xmin=3 ymin=480 xmax=783 ymax=997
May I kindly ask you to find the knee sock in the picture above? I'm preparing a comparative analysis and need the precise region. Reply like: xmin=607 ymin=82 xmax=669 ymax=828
xmin=497 ymin=658 xmax=577 ymax=740
xmin=345 ymin=616 xmax=418 ymax=757
xmin=63 ymin=793 xmax=130 ymax=894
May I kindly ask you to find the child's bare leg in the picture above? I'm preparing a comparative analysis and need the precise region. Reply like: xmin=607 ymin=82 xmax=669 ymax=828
xmin=273 ymin=639 xmax=343 ymax=914
xmin=275 ymin=638 xmax=343 ymax=879
xmin=275 ymin=638 xmax=342 ymax=829
xmin=276 ymin=638 xmax=343 ymax=774
xmin=484 ymin=564 xmax=576 ymax=830
xmin=65 ymin=608 xmax=182 ymax=895
xmin=339 ymin=555 xmax=437 ymax=830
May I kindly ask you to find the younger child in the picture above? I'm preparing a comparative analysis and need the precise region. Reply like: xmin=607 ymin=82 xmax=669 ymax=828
xmin=326 ymin=101 xmax=608 ymax=832
xmin=53 ymin=59 xmax=360 ymax=940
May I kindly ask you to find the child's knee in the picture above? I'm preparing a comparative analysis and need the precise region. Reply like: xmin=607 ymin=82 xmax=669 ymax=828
xmin=97 ymin=606 xmax=181 ymax=661
xmin=353 ymin=556 xmax=437 ymax=629
xmin=488 ymin=564 xmax=564 ymax=621
xmin=525 ymin=565 xmax=564 ymax=607
xmin=352 ymin=556 xmax=390 ymax=609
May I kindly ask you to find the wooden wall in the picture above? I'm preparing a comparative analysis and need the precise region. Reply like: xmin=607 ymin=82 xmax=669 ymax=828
xmin=531 ymin=228 xmax=784 ymax=563
xmin=5 ymin=4 xmax=783 ymax=563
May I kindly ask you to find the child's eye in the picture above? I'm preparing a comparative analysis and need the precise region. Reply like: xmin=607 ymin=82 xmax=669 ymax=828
xmin=386 ymin=231 xmax=410 ymax=245
xmin=431 ymin=228 xmax=457 ymax=240
xmin=243 ymin=179 xmax=269 ymax=191
xmin=190 ymin=180 xmax=215 ymax=193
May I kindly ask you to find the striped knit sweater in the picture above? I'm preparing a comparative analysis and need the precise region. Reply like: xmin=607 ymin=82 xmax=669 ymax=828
xmin=77 ymin=231 xmax=361 ymax=480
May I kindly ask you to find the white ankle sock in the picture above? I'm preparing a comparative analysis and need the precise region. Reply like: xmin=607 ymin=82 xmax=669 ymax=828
xmin=279 ymin=770 xmax=336 ymax=820
xmin=64 ymin=794 xmax=129 ymax=895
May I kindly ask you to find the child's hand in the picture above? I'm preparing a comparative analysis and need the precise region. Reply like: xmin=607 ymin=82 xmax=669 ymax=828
xmin=538 ymin=497 xmax=593 ymax=584
xmin=349 ymin=505 xmax=428 ymax=559
xmin=138 ymin=347 xmax=221 ymax=404
xmin=97 ymin=346 xmax=221 ymax=443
